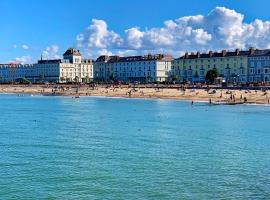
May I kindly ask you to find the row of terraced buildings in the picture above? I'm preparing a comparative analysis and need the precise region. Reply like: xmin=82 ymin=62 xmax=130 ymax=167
xmin=0 ymin=47 xmax=269 ymax=84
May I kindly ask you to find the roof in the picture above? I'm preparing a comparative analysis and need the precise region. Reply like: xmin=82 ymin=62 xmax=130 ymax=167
xmin=96 ymin=54 xmax=173 ymax=63
xmin=37 ymin=59 xmax=62 ymax=64
xmin=82 ymin=59 xmax=94 ymax=63
xmin=177 ymin=50 xmax=249 ymax=60
xmin=0 ymin=64 xmax=34 ymax=68
xmin=249 ymin=49 xmax=270 ymax=57
xmin=95 ymin=55 xmax=120 ymax=62
xmin=63 ymin=48 xmax=82 ymax=56
xmin=176 ymin=48 xmax=270 ymax=60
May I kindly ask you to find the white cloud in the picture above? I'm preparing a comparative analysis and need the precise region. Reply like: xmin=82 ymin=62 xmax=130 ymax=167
xmin=22 ymin=44 xmax=29 ymax=50
xmin=77 ymin=7 xmax=270 ymax=57
xmin=77 ymin=19 xmax=123 ymax=50
xmin=13 ymin=44 xmax=17 ymax=49
xmin=97 ymin=49 xmax=113 ymax=56
xmin=125 ymin=28 xmax=144 ymax=49
xmin=9 ymin=55 xmax=32 ymax=64
xmin=42 ymin=45 xmax=60 ymax=60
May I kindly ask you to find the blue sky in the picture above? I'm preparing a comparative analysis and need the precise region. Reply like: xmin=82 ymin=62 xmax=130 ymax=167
xmin=1 ymin=0 xmax=270 ymax=63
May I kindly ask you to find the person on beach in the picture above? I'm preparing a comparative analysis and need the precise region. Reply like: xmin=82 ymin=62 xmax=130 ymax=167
xmin=209 ymin=98 xmax=212 ymax=104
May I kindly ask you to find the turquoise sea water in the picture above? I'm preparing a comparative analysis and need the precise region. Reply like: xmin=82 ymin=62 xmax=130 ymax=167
xmin=0 ymin=94 xmax=270 ymax=199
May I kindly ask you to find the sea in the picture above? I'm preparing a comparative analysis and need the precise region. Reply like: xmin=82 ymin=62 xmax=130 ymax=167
xmin=0 ymin=94 xmax=270 ymax=199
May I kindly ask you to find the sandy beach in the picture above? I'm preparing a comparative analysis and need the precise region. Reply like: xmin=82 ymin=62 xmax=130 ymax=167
xmin=0 ymin=84 xmax=269 ymax=104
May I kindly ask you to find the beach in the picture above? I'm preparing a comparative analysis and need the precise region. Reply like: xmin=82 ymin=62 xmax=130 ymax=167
xmin=0 ymin=84 xmax=269 ymax=104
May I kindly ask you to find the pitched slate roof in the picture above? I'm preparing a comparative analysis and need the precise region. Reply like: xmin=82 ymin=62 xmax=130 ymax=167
xmin=63 ymin=48 xmax=82 ymax=56
xmin=175 ymin=48 xmax=270 ymax=60
xmin=96 ymin=54 xmax=173 ymax=63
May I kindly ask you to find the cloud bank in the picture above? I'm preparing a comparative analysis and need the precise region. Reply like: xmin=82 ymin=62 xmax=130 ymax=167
xmin=42 ymin=45 xmax=61 ymax=60
xmin=77 ymin=7 xmax=270 ymax=57
xmin=9 ymin=55 xmax=32 ymax=64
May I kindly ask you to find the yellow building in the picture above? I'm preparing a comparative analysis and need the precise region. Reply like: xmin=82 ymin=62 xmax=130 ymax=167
xmin=171 ymin=48 xmax=255 ymax=83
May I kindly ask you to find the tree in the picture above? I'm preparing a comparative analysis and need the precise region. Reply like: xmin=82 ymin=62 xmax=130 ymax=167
xmin=60 ymin=77 xmax=66 ymax=82
xmin=74 ymin=76 xmax=80 ymax=83
xmin=205 ymin=69 xmax=219 ymax=83
xmin=82 ymin=76 xmax=90 ymax=83
xmin=22 ymin=77 xmax=31 ymax=84
xmin=171 ymin=74 xmax=179 ymax=81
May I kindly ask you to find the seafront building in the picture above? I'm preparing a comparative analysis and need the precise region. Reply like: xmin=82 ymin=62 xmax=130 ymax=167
xmin=171 ymin=49 xmax=253 ymax=83
xmin=34 ymin=48 xmax=94 ymax=83
xmin=0 ymin=64 xmax=35 ymax=82
xmin=94 ymin=54 xmax=172 ymax=82
xmin=248 ymin=49 xmax=270 ymax=83
xmin=0 ymin=47 xmax=270 ymax=84
xmin=0 ymin=48 xmax=94 ymax=83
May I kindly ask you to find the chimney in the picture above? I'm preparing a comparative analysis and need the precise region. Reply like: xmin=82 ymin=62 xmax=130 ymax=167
xmin=184 ymin=52 xmax=188 ymax=58
xmin=197 ymin=51 xmax=200 ymax=58
xmin=222 ymin=50 xmax=226 ymax=57
xmin=249 ymin=47 xmax=255 ymax=55
xmin=209 ymin=51 xmax=213 ymax=57
xmin=235 ymin=48 xmax=240 ymax=56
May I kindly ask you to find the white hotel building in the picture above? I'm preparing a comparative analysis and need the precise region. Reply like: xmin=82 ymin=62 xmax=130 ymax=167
xmin=94 ymin=54 xmax=172 ymax=82
xmin=0 ymin=48 xmax=94 ymax=83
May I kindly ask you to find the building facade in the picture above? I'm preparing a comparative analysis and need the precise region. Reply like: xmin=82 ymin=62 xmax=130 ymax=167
xmin=248 ymin=49 xmax=270 ymax=83
xmin=0 ymin=48 xmax=94 ymax=83
xmin=0 ymin=64 xmax=35 ymax=82
xmin=36 ymin=48 xmax=94 ymax=83
xmin=1 ymin=47 xmax=270 ymax=84
xmin=171 ymin=49 xmax=252 ymax=83
xmin=94 ymin=54 xmax=172 ymax=83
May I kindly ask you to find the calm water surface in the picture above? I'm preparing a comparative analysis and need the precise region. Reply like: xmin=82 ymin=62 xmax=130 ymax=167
xmin=0 ymin=94 xmax=270 ymax=199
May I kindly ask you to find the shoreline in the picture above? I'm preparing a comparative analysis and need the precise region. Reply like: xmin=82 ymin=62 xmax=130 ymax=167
xmin=2 ymin=92 xmax=270 ymax=106
xmin=1 ymin=88 xmax=270 ymax=106
xmin=0 ymin=84 xmax=269 ymax=105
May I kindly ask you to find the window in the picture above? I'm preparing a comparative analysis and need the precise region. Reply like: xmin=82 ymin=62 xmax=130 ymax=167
xmin=240 ymin=68 xmax=244 ymax=75
xmin=200 ymin=70 xmax=204 ymax=76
